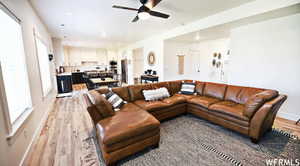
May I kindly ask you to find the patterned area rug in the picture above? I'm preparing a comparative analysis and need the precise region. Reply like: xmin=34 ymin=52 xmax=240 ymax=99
xmin=92 ymin=115 xmax=300 ymax=166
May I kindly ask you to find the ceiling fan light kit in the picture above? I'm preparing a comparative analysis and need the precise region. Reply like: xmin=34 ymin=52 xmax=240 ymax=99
xmin=138 ymin=11 xmax=150 ymax=20
xmin=112 ymin=0 xmax=169 ymax=22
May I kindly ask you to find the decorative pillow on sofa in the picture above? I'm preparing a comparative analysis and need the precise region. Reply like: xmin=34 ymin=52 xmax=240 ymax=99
xmin=86 ymin=91 xmax=115 ymax=120
xmin=143 ymin=87 xmax=170 ymax=101
xmin=179 ymin=81 xmax=196 ymax=95
xmin=103 ymin=91 xmax=126 ymax=111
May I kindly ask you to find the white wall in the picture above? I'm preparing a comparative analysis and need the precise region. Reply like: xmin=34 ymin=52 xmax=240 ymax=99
xmin=0 ymin=0 xmax=56 ymax=166
xmin=52 ymin=38 xmax=64 ymax=66
xmin=163 ymin=42 xmax=191 ymax=81
xmin=228 ymin=13 xmax=300 ymax=121
xmin=119 ymin=0 xmax=299 ymax=85
xmin=118 ymin=38 xmax=164 ymax=84
xmin=143 ymin=40 xmax=164 ymax=79
xmin=164 ymin=38 xmax=230 ymax=82
xmin=132 ymin=48 xmax=144 ymax=78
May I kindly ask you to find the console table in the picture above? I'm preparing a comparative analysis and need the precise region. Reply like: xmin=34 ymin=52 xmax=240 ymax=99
xmin=140 ymin=75 xmax=159 ymax=83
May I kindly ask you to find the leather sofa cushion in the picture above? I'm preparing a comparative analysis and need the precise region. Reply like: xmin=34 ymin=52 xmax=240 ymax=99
xmin=134 ymin=100 xmax=171 ymax=113
xmin=85 ymin=91 xmax=115 ymax=123
xmin=195 ymin=81 xmax=205 ymax=95
xmin=237 ymin=87 xmax=264 ymax=104
xmin=162 ymin=95 xmax=186 ymax=105
xmin=243 ymin=90 xmax=279 ymax=118
xmin=209 ymin=101 xmax=249 ymax=121
xmin=95 ymin=88 xmax=109 ymax=94
xmin=96 ymin=87 xmax=130 ymax=102
xmin=101 ymin=128 xmax=160 ymax=153
xmin=225 ymin=85 xmax=243 ymax=103
xmin=128 ymin=84 xmax=152 ymax=101
xmin=167 ymin=81 xmax=182 ymax=95
xmin=203 ymin=82 xmax=227 ymax=100
xmin=97 ymin=103 xmax=160 ymax=146
xmin=111 ymin=87 xmax=131 ymax=102
xmin=84 ymin=93 xmax=104 ymax=125
xmin=151 ymin=82 xmax=169 ymax=89
xmin=188 ymin=96 xmax=220 ymax=108
xmin=174 ymin=93 xmax=196 ymax=100
xmin=182 ymin=80 xmax=194 ymax=83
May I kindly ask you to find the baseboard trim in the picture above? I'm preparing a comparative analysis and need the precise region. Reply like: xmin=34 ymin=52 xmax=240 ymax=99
xmin=19 ymin=97 xmax=56 ymax=166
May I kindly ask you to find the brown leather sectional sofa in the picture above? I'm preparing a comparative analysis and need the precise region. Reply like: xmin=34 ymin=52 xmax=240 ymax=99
xmin=84 ymin=80 xmax=287 ymax=166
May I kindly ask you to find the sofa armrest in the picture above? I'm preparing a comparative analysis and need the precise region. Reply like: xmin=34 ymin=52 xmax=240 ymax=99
xmin=249 ymin=94 xmax=287 ymax=141
xmin=244 ymin=90 xmax=279 ymax=119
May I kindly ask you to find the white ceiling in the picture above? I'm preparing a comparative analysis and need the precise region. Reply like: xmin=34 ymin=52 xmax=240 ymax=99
xmin=167 ymin=3 xmax=300 ymax=43
xmin=30 ymin=0 xmax=254 ymax=49
xmin=167 ymin=26 xmax=231 ymax=43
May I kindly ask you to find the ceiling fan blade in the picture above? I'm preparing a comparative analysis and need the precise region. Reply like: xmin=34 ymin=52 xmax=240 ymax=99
xmin=132 ymin=16 xmax=139 ymax=22
xmin=145 ymin=0 xmax=162 ymax=9
xmin=149 ymin=10 xmax=170 ymax=19
xmin=112 ymin=5 xmax=139 ymax=11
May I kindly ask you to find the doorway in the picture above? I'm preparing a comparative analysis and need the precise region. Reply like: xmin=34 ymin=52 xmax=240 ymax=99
xmin=121 ymin=59 xmax=128 ymax=84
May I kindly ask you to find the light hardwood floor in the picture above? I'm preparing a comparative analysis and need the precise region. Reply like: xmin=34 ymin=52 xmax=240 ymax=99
xmin=23 ymin=84 xmax=300 ymax=166
xmin=23 ymin=86 xmax=100 ymax=166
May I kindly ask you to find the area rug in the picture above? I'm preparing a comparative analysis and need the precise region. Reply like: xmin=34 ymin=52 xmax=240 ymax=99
xmin=92 ymin=115 xmax=300 ymax=166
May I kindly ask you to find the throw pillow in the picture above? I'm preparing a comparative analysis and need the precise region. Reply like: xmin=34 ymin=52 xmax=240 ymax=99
xmin=143 ymin=87 xmax=170 ymax=101
xmin=179 ymin=81 xmax=196 ymax=95
xmin=103 ymin=91 xmax=126 ymax=111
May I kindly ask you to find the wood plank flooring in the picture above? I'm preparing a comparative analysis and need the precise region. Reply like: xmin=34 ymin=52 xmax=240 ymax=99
xmin=23 ymin=86 xmax=100 ymax=166
xmin=23 ymin=84 xmax=300 ymax=166
xmin=274 ymin=117 xmax=300 ymax=137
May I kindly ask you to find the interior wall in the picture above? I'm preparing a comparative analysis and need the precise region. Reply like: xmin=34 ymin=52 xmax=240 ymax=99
xmin=164 ymin=38 xmax=230 ymax=82
xmin=228 ymin=13 xmax=300 ymax=121
xmin=163 ymin=42 xmax=190 ymax=81
xmin=143 ymin=40 xmax=164 ymax=79
xmin=118 ymin=38 xmax=164 ymax=84
xmin=52 ymin=37 xmax=64 ymax=67
xmin=119 ymin=0 xmax=298 ymax=85
xmin=132 ymin=48 xmax=144 ymax=78
xmin=0 ymin=0 xmax=56 ymax=166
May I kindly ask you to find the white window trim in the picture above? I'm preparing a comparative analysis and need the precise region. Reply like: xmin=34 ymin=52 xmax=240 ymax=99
xmin=0 ymin=3 xmax=34 ymax=143
xmin=33 ymin=29 xmax=53 ymax=98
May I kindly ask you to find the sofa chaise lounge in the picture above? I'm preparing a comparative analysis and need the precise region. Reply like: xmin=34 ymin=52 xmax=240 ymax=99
xmin=84 ymin=80 xmax=287 ymax=166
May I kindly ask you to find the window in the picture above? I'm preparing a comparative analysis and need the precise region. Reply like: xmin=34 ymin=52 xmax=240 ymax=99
xmin=35 ymin=36 xmax=52 ymax=96
xmin=0 ymin=5 xmax=33 ymax=128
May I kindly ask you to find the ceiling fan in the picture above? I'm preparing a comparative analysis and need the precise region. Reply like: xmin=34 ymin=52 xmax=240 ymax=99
xmin=112 ymin=0 xmax=170 ymax=22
